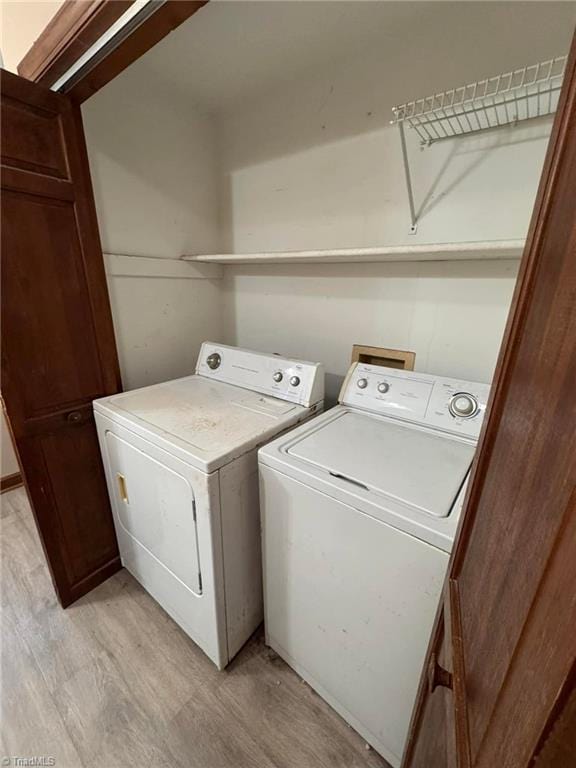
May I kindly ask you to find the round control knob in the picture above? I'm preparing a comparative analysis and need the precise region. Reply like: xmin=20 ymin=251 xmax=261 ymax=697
xmin=377 ymin=382 xmax=390 ymax=394
xmin=357 ymin=378 xmax=368 ymax=389
xmin=449 ymin=393 xmax=478 ymax=419
xmin=206 ymin=352 xmax=221 ymax=370
xmin=290 ymin=376 xmax=301 ymax=387
xmin=273 ymin=371 xmax=283 ymax=383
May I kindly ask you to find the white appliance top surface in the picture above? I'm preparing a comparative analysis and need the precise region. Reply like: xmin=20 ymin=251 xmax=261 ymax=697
xmin=287 ymin=410 xmax=475 ymax=518
xmin=260 ymin=364 xmax=489 ymax=550
xmin=95 ymin=375 xmax=309 ymax=473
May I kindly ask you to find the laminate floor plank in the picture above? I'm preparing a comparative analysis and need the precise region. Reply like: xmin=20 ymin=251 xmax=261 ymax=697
xmin=2 ymin=502 xmax=99 ymax=694
xmin=214 ymin=641 xmax=387 ymax=768
xmin=1 ymin=488 xmax=391 ymax=768
xmin=53 ymin=650 xmax=186 ymax=768
xmin=1 ymin=607 xmax=86 ymax=768
xmin=163 ymin=682 xmax=279 ymax=768
xmin=76 ymin=571 xmax=214 ymax=723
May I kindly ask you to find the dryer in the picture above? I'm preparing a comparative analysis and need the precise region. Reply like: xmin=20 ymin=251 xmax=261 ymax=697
xmin=94 ymin=343 xmax=324 ymax=669
xmin=259 ymin=362 xmax=489 ymax=767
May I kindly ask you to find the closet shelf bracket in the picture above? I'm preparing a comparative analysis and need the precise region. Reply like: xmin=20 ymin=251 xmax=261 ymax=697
xmin=398 ymin=121 xmax=418 ymax=234
xmin=391 ymin=55 xmax=567 ymax=234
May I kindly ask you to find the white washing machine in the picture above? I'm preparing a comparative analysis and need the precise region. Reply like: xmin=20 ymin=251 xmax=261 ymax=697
xmin=94 ymin=342 xmax=324 ymax=669
xmin=259 ymin=362 xmax=489 ymax=767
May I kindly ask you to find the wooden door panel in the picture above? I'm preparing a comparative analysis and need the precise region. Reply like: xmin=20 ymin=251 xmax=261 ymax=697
xmin=403 ymin=31 xmax=576 ymax=768
xmin=39 ymin=424 xmax=117 ymax=582
xmin=469 ymin=489 xmax=576 ymax=767
xmin=409 ymin=687 xmax=448 ymax=768
xmin=2 ymin=193 xmax=103 ymax=409
xmin=457 ymin=227 xmax=576 ymax=760
xmin=18 ymin=422 xmax=117 ymax=588
xmin=533 ymin=667 xmax=576 ymax=767
xmin=445 ymin=581 xmax=473 ymax=768
xmin=455 ymin=49 xmax=576 ymax=764
xmin=1 ymin=68 xmax=121 ymax=606
xmin=1 ymin=99 xmax=68 ymax=178
xmin=442 ymin=602 xmax=458 ymax=768
xmin=403 ymin=607 xmax=450 ymax=768
xmin=2 ymin=192 xmax=105 ymax=415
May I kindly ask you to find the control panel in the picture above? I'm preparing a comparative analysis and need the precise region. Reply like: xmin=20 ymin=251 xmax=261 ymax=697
xmin=340 ymin=363 xmax=490 ymax=438
xmin=196 ymin=342 xmax=324 ymax=407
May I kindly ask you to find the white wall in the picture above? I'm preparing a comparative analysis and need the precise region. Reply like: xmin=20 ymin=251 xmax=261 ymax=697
xmin=216 ymin=8 xmax=574 ymax=397
xmin=104 ymin=256 xmax=223 ymax=391
xmin=82 ymin=67 xmax=225 ymax=389
xmin=81 ymin=2 xmax=574 ymax=398
xmin=83 ymin=66 xmax=222 ymax=260
xmin=0 ymin=0 xmax=64 ymax=73
xmin=219 ymin=94 xmax=551 ymax=254
xmin=217 ymin=5 xmax=571 ymax=252
xmin=223 ymin=260 xmax=519 ymax=403
xmin=1 ymin=409 xmax=19 ymax=479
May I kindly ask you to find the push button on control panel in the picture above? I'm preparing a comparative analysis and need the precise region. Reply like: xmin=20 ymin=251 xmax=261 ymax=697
xmin=449 ymin=393 xmax=478 ymax=419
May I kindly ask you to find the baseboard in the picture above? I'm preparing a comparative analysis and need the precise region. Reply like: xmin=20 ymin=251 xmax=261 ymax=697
xmin=1 ymin=472 xmax=23 ymax=494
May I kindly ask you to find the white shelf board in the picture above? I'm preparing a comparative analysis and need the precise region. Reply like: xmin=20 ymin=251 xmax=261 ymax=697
xmin=105 ymin=253 xmax=222 ymax=279
xmin=182 ymin=240 xmax=525 ymax=265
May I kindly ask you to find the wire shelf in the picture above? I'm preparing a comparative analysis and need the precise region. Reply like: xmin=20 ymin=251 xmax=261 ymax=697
xmin=391 ymin=56 xmax=566 ymax=146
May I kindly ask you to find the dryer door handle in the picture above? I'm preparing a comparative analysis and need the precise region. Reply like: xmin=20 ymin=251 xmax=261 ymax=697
xmin=117 ymin=473 xmax=129 ymax=503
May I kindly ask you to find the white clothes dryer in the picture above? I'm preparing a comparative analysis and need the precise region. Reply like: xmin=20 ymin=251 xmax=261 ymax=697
xmin=259 ymin=362 xmax=489 ymax=766
xmin=94 ymin=342 xmax=324 ymax=669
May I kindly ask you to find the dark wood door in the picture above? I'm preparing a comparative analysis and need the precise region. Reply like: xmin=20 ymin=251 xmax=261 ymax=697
xmin=1 ymin=69 xmax=121 ymax=607
xmin=402 ymin=33 xmax=576 ymax=768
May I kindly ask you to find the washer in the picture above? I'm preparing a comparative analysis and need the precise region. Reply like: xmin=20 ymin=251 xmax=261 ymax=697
xmin=259 ymin=362 xmax=489 ymax=767
xmin=94 ymin=342 xmax=324 ymax=669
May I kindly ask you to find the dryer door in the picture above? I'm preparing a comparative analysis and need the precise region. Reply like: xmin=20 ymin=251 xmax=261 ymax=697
xmin=105 ymin=431 xmax=202 ymax=594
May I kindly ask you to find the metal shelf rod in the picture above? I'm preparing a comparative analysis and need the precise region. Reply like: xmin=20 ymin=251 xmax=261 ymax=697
xmin=398 ymin=122 xmax=418 ymax=234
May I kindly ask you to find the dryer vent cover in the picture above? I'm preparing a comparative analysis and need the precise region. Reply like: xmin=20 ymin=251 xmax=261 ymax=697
xmin=351 ymin=344 xmax=415 ymax=371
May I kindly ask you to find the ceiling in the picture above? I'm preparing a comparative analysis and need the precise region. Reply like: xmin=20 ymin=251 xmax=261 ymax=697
xmin=121 ymin=1 xmax=576 ymax=114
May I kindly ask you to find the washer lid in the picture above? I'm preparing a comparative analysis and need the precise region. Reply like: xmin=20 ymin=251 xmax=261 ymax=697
xmin=287 ymin=411 xmax=475 ymax=518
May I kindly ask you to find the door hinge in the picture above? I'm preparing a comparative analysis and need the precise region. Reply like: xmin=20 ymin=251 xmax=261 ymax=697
xmin=198 ymin=572 xmax=203 ymax=593
xmin=192 ymin=499 xmax=197 ymax=522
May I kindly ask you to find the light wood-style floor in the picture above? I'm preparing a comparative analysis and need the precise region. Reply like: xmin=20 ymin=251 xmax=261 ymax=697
xmin=1 ymin=488 xmax=390 ymax=768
